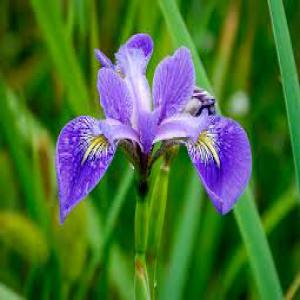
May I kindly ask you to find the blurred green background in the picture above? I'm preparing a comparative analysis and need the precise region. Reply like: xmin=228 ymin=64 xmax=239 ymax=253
xmin=0 ymin=0 xmax=299 ymax=299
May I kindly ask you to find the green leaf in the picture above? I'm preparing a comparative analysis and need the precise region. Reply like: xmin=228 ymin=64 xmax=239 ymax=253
xmin=75 ymin=167 xmax=134 ymax=299
xmin=233 ymin=190 xmax=282 ymax=299
xmin=0 ymin=283 xmax=24 ymax=300
xmin=267 ymin=0 xmax=300 ymax=196
xmin=119 ymin=0 xmax=139 ymax=43
xmin=159 ymin=0 xmax=211 ymax=91
xmin=0 ymin=84 xmax=47 ymax=226
xmin=53 ymin=201 xmax=88 ymax=283
xmin=30 ymin=0 xmax=91 ymax=115
xmin=188 ymin=205 xmax=222 ymax=298
xmin=159 ymin=0 xmax=283 ymax=298
xmin=0 ymin=212 xmax=49 ymax=264
xmin=222 ymin=186 xmax=297 ymax=294
xmin=109 ymin=245 xmax=134 ymax=300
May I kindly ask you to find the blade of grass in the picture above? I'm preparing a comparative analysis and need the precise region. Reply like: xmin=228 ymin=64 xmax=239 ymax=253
xmin=75 ymin=166 xmax=134 ymax=299
xmin=186 ymin=0 xmax=217 ymax=44
xmin=212 ymin=0 xmax=240 ymax=98
xmin=0 ymin=83 xmax=46 ymax=227
xmin=285 ymin=273 xmax=300 ymax=300
xmin=267 ymin=0 xmax=300 ymax=195
xmin=138 ymin=0 xmax=160 ymax=37
xmin=187 ymin=1 xmax=245 ymax=295
xmin=119 ymin=0 xmax=139 ymax=43
xmin=159 ymin=0 xmax=211 ymax=91
xmin=233 ymin=190 xmax=283 ymax=298
xmin=109 ymin=245 xmax=134 ymax=300
xmin=102 ymin=167 xmax=134 ymax=247
xmin=159 ymin=0 xmax=283 ymax=298
xmin=159 ymin=171 xmax=203 ymax=300
xmin=187 ymin=205 xmax=222 ymax=299
xmin=0 ymin=282 xmax=24 ymax=300
xmin=30 ymin=0 xmax=91 ymax=115
xmin=222 ymin=185 xmax=297 ymax=295
xmin=89 ymin=0 xmax=101 ymax=110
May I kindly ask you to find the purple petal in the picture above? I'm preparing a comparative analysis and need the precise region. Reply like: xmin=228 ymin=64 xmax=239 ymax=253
xmin=154 ymin=111 xmax=209 ymax=143
xmin=94 ymin=49 xmax=114 ymax=69
xmin=115 ymin=34 xmax=153 ymax=127
xmin=152 ymin=47 xmax=195 ymax=122
xmin=56 ymin=116 xmax=116 ymax=223
xmin=187 ymin=116 xmax=252 ymax=214
xmin=97 ymin=68 xmax=132 ymax=125
xmin=138 ymin=111 xmax=159 ymax=153
xmin=100 ymin=118 xmax=141 ymax=145
xmin=126 ymin=33 xmax=153 ymax=58
xmin=116 ymin=33 xmax=153 ymax=74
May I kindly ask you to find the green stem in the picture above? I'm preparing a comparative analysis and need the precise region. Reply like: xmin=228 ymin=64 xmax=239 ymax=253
xmin=135 ymin=188 xmax=150 ymax=300
xmin=147 ymin=163 xmax=170 ymax=299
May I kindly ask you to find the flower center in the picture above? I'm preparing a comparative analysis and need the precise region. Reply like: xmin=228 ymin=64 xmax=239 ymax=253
xmin=192 ymin=88 xmax=216 ymax=116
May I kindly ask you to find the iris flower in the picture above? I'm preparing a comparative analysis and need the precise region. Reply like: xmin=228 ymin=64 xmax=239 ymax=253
xmin=56 ymin=33 xmax=252 ymax=223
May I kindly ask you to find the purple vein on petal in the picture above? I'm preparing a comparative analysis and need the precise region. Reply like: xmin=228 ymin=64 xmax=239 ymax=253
xmin=187 ymin=115 xmax=252 ymax=214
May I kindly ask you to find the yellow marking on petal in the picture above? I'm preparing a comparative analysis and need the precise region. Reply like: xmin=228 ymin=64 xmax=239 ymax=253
xmin=198 ymin=131 xmax=220 ymax=167
xmin=81 ymin=135 xmax=108 ymax=165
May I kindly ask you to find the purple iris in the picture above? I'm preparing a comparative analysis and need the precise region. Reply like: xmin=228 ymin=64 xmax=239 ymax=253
xmin=56 ymin=33 xmax=252 ymax=223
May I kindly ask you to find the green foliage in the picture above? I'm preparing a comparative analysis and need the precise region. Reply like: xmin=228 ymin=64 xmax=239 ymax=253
xmin=30 ymin=0 xmax=91 ymax=115
xmin=0 ymin=0 xmax=299 ymax=299
xmin=53 ymin=202 xmax=88 ymax=283
xmin=267 ymin=0 xmax=300 ymax=195
xmin=159 ymin=0 xmax=283 ymax=298
xmin=0 ymin=283 xmax=24 ymax=300
xmin=234 ymin=190 xmax=282 ymax=299
xmin=0 ymin=212 xmax=49 ymax=264
xmin=159 ymin=172 xmax=203 ymax=300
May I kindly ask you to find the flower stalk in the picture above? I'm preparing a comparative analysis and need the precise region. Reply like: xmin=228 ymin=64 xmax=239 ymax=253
xmin=147 ymin=158 xmax=170 ymax=299
xmin=134 ymin=179 xmax=151 ymax=300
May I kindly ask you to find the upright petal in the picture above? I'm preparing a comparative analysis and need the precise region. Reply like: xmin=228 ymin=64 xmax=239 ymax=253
xmin=116 ymin=33 xmax=153 ymax=74
xmin=138 ymin=111 xmax=159 ymax=153
xmin=115 ymin=34 xmax=153 ymax=126
xmin=56 ymin=116 xmax=116 ymax=223
xmin=152 ymin=47 xmax=195 ymax=122
xmin=98 ymin=68 xmax=132 ymax=125
xmin=187 ymin=116 xmax=252 ymax=214
xmin=94 ymin=49 xmax=114 ymax=69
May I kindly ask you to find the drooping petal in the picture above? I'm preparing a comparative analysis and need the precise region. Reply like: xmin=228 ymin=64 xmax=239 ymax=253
xmin=94 ymin=49 xmax=114 ymax=69
xmin=115 ymin=34 xmax=153 ymax=126
xmin=187 ymin=116 xmax=252 ymax=214
xmin=152 ymin=47 xmax=195 ymax=122
xmin=56 ymin=116 xmax=116 ymax=223
xmin=97 ymin=68 xmax=132 ymax=125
